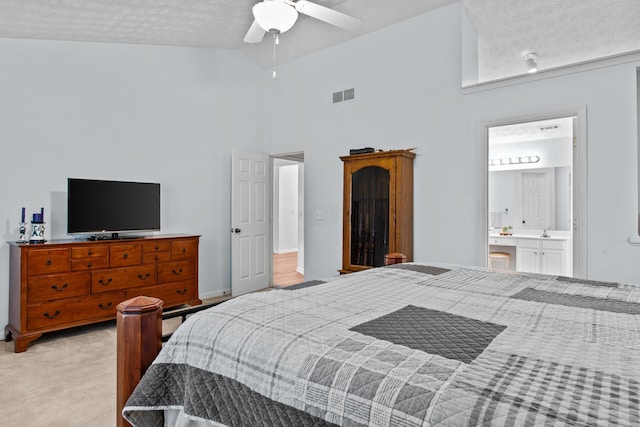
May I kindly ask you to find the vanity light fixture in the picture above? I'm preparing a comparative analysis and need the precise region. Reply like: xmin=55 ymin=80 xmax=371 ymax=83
xmin=524 ymin=52 xmax=538 ymax=73
xmin=489 ymin=155 xmax=540 ymax=166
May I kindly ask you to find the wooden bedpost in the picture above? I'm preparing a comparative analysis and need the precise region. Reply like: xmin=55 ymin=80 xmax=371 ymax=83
xmin=116 ymin=296 xmax=163 ymax=427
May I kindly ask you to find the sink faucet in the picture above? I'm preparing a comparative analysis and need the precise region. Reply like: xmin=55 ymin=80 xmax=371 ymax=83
xmin=542 ymin=229 xmax=549 ymax=238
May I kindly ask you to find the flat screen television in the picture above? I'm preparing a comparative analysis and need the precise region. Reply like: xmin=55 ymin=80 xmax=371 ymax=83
xmin=67 ymin=178 xmax=160 ymax=238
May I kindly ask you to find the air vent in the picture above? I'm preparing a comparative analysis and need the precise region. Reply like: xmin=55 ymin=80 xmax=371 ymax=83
xmin=332 ymin=88 xmax=355 ymax=104
xmin=343 ymin=88 xmax=355 ymax=101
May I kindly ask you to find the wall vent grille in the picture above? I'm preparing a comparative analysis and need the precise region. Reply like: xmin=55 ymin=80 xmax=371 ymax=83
xmin=332 ymin=88 xmax=355 ymax=104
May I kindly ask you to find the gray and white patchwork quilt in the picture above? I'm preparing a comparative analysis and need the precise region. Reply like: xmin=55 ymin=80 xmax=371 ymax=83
xmin=123 ymin=264 xmax=640 ymax=426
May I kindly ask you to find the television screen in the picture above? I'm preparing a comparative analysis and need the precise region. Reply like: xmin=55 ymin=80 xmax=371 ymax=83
xmin=67 ymin=178 xmax=160 ymax=235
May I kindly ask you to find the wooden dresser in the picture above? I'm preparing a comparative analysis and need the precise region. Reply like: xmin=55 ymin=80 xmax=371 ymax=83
xmin=5 ymin=234 xmax=200 ymax=352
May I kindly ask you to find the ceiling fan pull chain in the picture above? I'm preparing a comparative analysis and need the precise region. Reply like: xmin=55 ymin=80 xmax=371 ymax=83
xmin=272 ymin=32 xmax=278 ymax=78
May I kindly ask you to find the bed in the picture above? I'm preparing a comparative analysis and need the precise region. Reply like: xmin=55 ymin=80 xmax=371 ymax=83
xmin=121 ymin=263 xmax=640 ymax=426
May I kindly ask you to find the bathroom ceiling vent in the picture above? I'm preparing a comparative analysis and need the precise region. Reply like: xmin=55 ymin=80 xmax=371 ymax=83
xmin=332 ymin=88 xmax=355 ymax=104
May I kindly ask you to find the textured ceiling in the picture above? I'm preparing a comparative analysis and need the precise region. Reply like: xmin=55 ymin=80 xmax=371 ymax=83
xmin=463 ymin=0 xmax=640 ymax=81
xmin=0 ymin=0 xmax=638 ymax=80
xmin=489 ymin=117 xmax=574 ymax=145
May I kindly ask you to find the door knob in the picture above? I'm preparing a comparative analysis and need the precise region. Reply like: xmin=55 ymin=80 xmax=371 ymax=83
xmin=231 ymin=228 xmax=241 ymax=233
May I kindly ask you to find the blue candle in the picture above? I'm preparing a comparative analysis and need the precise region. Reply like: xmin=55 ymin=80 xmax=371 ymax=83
xmin=21 ymin=207 xmax=25 ymax=222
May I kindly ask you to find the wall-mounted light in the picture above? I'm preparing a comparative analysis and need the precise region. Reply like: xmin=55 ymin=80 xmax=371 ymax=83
xmin=524 ymin=52 xmax=538 ymax=73
xmin=489 ymin=155 xmax=540 ymax=166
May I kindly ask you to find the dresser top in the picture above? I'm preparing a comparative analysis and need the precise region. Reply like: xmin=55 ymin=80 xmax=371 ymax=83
xmin=9 ymin=234 xmax=200 ymax=247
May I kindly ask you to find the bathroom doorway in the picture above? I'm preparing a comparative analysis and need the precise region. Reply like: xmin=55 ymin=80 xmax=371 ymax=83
xmin=484 ymin=111 xmax=587 ymax=278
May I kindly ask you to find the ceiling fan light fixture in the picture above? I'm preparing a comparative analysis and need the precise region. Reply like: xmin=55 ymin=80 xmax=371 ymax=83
xmin=253 ymin=1 xmax=298 ymax=34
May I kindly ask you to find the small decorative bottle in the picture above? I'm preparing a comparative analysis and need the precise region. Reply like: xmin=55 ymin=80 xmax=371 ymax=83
xmin=18 ymin=222 xmax=28 ymax=244
xmin=29 ymin=209 xmax=46 ymax=244
xmin=18 ymin=207 xmax=28 ymax=244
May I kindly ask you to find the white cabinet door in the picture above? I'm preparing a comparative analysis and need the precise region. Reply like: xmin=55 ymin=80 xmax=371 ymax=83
xmin=517 ymin=247 xmax=539 ymax=273
xmin=541 ymin=249 xmax=565 ymax=276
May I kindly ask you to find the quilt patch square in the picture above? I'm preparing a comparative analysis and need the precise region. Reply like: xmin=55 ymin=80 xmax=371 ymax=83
xmin=350 ymin=305 xmax=506 ymax=363
xmin=512 ymin=287 xmax=640 ymax=315
xmin=383 ymin=264 xmax=451 ymax=275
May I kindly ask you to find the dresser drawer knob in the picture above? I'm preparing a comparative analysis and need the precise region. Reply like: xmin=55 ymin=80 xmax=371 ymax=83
xmin=87 ymin=262 xmax=93 ymax=268
xmin=51 ymin=283 xmax=68 ymax=292
xmin=98 ymin=302 xmax=113 ymax=310
xmin=45 ymin=259 xmax=52 ymax=266
xmin=123 ymin=253 xmax=128 ymax=259
xmin=154 ymin=255 xmax=159 ymax=261
xmin=88 ymin=249 xmax=93 ymax=255
xmin=155 ymin=244 xmax=159 ymax=250
xmin=137 ymin=273 xmax=151 ymax=281
xmin=182 ymin=248 xmax=186 ymax=254
xmin=43 ymin=310 xmax=60 ymax=319
xmin=177 ymin=289 xmax=187 ymax=295
xmin=172 ymin=268 xmax=183 ymax=276
xmin=99 ymin=278 xmax=113 ymax=287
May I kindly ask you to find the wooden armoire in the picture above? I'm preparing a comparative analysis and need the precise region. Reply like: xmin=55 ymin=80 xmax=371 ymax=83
xmin=340 ymin=149 xmax=415 ymax=273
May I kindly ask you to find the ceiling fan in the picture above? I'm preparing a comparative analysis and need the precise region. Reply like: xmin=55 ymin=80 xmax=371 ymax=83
xmin=243 ymin=0 xmax=362 ymax=44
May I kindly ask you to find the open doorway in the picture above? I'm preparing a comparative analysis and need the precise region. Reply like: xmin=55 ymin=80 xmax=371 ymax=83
xmin=271 ymin=153 xmax=305 ymax=287
xmin=484 ymin=112 xmax=587 ymax=278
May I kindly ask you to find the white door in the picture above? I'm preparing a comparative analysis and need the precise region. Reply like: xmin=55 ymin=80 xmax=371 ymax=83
xmin=231 ymin=151 xmax=271 ymax=296
xmin=521 ymin=173 xmax=547 ymax=229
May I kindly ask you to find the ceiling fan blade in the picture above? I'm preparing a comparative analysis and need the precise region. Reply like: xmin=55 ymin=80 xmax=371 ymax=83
xmin=243 ymin=19 xmax=266 ymax=43
xmin=294 ymin=0 xmax=361 ymax=31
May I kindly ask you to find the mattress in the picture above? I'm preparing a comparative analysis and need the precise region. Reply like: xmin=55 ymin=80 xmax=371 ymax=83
xmin=123 ymin=263 xmax=640 ymax=426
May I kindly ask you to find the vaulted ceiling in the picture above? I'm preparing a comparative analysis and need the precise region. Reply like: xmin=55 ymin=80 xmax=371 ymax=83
xmin=0 ymin=0 xmax=638 ymax=81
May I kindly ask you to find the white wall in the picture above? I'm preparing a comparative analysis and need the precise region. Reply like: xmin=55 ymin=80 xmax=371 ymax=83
xmin=261 ymin=2 xmax=640 ymax=284
xmin=0 ymin=39 xmax=264 ymax=339
xmin=2 ymin=2 xmax=640 ymax=340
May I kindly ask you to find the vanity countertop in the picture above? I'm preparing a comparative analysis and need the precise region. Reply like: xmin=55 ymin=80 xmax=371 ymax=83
xmin=489 ymin=233 xmax=572 ymax=241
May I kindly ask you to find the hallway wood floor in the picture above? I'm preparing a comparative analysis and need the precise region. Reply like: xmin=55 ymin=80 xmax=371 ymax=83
xmin=273 ymin=252 xmax=304 ymax=287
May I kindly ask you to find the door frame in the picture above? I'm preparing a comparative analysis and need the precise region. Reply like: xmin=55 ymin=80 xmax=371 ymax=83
xmin=480 ymin=107 xmax=587 ymax=278
xmin=270 ymin=151 xmax=305 ymax=286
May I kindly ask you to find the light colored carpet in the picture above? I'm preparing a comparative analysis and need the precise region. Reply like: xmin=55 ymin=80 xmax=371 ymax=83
xmin=0 ymin=316 xmax=186 ymax=427
xmin=0 ymin=322 xmax=117 ymax=427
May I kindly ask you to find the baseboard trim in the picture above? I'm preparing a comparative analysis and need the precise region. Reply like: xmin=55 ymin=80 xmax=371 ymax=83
xmin=275 ymin=249 xmax=298 ymax=254
xmin=199 ymin=289 xmax=231 ymax=300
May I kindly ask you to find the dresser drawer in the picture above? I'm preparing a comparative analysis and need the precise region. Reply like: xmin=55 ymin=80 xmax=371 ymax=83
xmin=91 ymin=265 xmax=157 ymax=293
xmin=71 ymin=245 xmax=108 ymax=259
xmin=158 ymin=261 xmax=196 ymax=283
xmin=27 ymin=292 xmax=126 ymax=330
xmin=489 ymin=237 xmax=516 ymax=246
xmin=28 ymin=249 xmax=69 ymax=275
xmin=142 ymin=251 xmax=171 ymax=264
xmin=109 ymin=244 xmax=142 ymax=267
xmin=517 ymin=239 xmax=540 ymax=249
xmin=127 ymin=281 xmax=197 ymax=308
xmin=171 ymin=240 xmax=197 ymax=260
xmin=71 ymin=256 xmax=109 ymax=271
xmin=542 ymin=240 xmax=565 ymax=250
xmin=143 ymin=241 xmax=171 ymax=253
xmin=28 ymin=271 xmax=90 ymax=303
